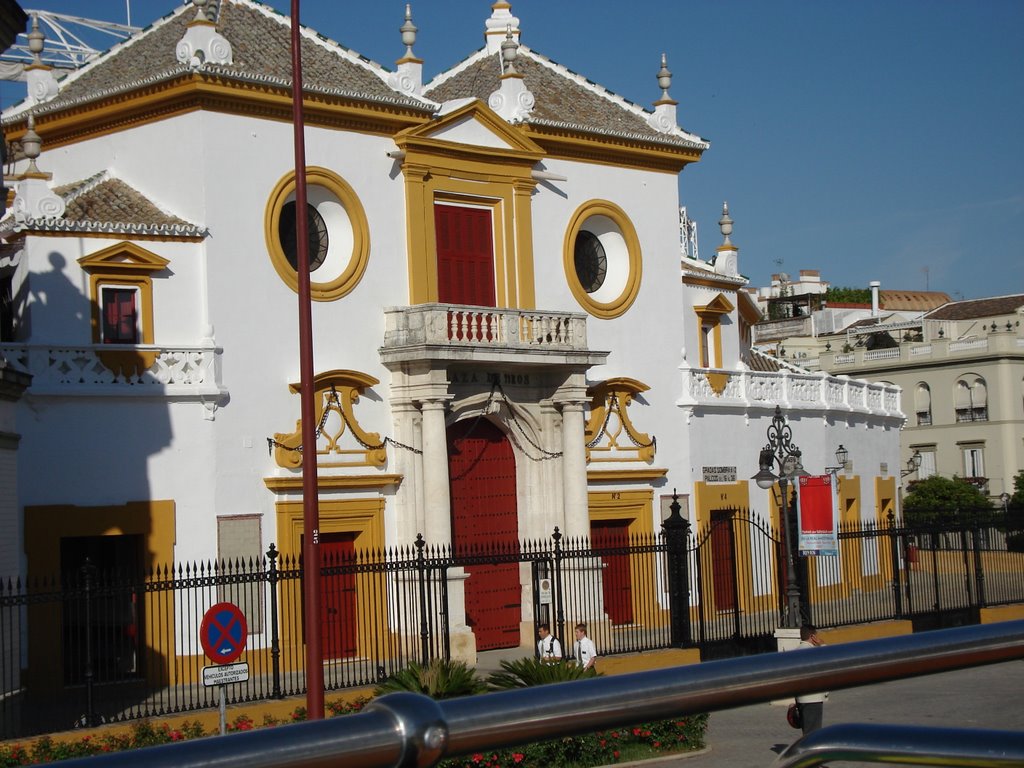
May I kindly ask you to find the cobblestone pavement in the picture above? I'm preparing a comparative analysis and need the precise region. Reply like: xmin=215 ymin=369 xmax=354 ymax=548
xmin=616 ymin=659 xmax=1024 ymax=768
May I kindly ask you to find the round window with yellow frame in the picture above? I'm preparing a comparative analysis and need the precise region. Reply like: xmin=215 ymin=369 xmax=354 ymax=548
xmin=264 ymin=167 xmax=370 ymax=301
xmin=563 ymin=200 xmax=642 ymax=319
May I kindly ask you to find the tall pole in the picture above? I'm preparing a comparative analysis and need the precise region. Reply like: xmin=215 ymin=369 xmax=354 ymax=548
xmin=290 ymin=0 xmax=323 ymax=720
xmin=778 ymin=475 xmax=801 ymax=629
xmin=753 ymin=406 xmax=805 ymax=631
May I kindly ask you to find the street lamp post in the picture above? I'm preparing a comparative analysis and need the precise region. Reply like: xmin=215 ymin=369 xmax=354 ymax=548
xmin=751 ymin=406 xmax=806 ymax=630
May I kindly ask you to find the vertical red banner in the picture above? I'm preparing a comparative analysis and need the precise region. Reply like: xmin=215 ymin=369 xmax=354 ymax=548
xmin=797 ymin=474 xmax=838 ymax=556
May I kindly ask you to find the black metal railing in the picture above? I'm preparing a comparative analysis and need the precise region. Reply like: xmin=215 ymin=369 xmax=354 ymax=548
xmin=2 ymin=510 xmax=1023 ymax=739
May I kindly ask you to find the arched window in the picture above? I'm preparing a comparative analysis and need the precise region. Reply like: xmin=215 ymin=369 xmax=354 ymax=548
xmin=914 ymin=382 xmax=932 ymax=426
xmin=954 ymin=376 xmax=988 ymax=422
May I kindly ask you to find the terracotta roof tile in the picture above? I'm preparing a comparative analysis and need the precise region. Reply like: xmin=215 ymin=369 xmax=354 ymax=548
xmin=925 ymin=294 xmax=1024 ymax=321
xmin=23 ymin=0 xmax=429 ymax=116
xmin=878 ymin=290 xmax=951 ymax=312
xmin=425 ymin=48 xmax=707 ymax=149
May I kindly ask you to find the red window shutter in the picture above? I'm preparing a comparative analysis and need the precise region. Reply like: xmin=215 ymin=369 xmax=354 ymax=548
xmin=101 ymin=288 xmax=139 ymax=344
xmin=435 ymin=204 xmax=496 ymax=307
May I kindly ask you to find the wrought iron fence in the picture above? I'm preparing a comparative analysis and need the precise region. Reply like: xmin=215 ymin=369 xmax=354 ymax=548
xmin=2 ymin=510 xmax=1023 ymax=739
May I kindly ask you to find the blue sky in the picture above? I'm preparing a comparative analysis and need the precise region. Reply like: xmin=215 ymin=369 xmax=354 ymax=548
xmin=6 ymin=0 xmax=1023 ymax=300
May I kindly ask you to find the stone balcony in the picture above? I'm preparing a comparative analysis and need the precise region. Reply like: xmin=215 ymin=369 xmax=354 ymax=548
xmin=0 ymin=342 xmax=225 ymax=404
xmin=679 ymin=365 xmax=903 ymax=419
xmin=822 ymin=332 xmax=1024 ymax=372
xmin=380 ymin=304 xmax=608 ymax=368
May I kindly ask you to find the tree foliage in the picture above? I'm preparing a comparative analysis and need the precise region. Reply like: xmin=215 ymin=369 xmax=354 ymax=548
xmin=824 ymin=286 xmax=872 ymax=304
xmin=903 ymin=475 xmax=992 ymax=525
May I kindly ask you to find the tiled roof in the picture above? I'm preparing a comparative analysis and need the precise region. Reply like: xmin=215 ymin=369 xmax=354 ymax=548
xmin=925 ymin=294 xmax=1024 ymax=321
xmin=745 ymin=347 xmax=781 ymax=372
xmin=425 ymin=47 xmax=708 ymax=150
xmin=879 ymin=290 xmax=951 ymax=312
xmin=9 ymin=0 xmax=431 ymax=119
xmin=6 ymin=172 xmax=205 ymax=237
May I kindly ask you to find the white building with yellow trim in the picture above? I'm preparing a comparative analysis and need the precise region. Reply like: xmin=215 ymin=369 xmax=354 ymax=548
xmin=0 ymin=1 xmax=902 ymax=665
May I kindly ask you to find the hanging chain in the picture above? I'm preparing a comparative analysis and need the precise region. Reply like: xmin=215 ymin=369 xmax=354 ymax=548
xmin=266 ymin=386 xmax=422 ymax=456
xmin=585 ymin=393 xmax=656 ymax=450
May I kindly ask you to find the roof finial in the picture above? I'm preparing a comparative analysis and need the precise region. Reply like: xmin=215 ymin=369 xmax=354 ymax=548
xmin=719 ymin=202 xmax=733 ymax=246
xmin=488 ymin=22 xmax=534 ymax=122
xmin=400 ymin=4 xmax=417 ymax=59
xmin=501 ymin=25 xmax=519 ymax=76
xmin=177 ymin=0 xmax=232 ymax=68
xmin=647 ymin=52 xmax=679 ymax=133
xmin=657 ymin=53 xmax=672 ymax=101
xmin=11 ymin=112 xmax=67 ymax=222
xmin=27 ymin=13 xmax=44 ymax=66
xmin=21 ymin=113 xmax=41 ymax=174
xmin=389 ymin=4 xmax=423 ymax=96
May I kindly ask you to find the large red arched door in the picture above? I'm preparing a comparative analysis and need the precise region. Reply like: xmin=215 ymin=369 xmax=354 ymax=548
xmin=448 ymin=418 xmax=520 ymax=650
xmin=591 ymin=520 xmax=634 ymax=625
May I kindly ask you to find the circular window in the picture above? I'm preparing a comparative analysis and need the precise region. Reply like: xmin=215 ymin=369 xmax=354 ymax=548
xmin=264 ymin=167 xmax=370 ymax=301
xmin=279 ymin=201 xmax=328 ymax=272
xmin=563 ymin=200 xmax=642 ymax=318
xmin=574 ymin=230 xmax=607 ymax=293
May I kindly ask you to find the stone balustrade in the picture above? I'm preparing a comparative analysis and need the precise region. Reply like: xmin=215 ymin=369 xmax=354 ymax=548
xmin=381 ymin=304 xmax=606 ymax=367
xmin=680 ymin=366 xmax=903 ymax=418
xmin=0 ymin=342 xmax=224 ymax=399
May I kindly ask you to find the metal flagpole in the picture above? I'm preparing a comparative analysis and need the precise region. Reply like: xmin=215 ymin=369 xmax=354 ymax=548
xmin=289 ymin=0 xmax=323 ymax=720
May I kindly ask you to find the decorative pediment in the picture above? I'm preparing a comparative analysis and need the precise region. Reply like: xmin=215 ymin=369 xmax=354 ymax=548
xmin=584 ymin=377 xmax=656 ymax=463
xmin=272 ymin=369 xmax=386 ymax=469
xmin=394 ymin=100 xmax=545 ymax=161
xmin=694 ymin=293 xmax=734 ymax=319
xmin=78 ymin=242 xmax=170 ymax=275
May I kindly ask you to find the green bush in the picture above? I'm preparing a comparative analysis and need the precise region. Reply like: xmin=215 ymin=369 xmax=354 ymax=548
xmin=374 ymin=658 xmax=487 ymax=699
xmin=487 ymin=657 xmax=600 ymax=689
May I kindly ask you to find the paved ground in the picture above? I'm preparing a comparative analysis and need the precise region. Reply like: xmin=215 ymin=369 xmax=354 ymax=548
xmin=621 ymin=660 xmax=1024 ymax=768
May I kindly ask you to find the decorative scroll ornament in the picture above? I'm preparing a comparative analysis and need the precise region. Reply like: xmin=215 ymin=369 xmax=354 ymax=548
xmin=584 ymin=377 xmax=656 ymax=463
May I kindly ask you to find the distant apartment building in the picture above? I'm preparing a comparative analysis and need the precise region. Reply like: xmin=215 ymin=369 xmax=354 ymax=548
xmin=819 ymin=294 xmax=1024 ymax=499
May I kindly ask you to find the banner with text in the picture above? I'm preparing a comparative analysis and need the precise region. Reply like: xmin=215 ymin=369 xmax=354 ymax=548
xmin=797 ymin=474 xmax=838 ymax=556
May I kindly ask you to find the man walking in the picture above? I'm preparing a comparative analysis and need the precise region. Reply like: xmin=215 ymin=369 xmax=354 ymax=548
xmin=573 ymin=623 xmax=597 ymax=671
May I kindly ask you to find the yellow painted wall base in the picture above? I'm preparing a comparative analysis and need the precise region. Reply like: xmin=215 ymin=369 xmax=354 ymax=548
xmin=980 ymin=605 xmax=1024 ymax=624
xmin=818 ymin=620 xmax=913 ymax=645
xmin=599 ymin=648 xmax=701 ymax=675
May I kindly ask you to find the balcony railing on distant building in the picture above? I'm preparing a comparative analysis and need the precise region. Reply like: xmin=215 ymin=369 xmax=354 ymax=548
xmin=824 ymin=329 xmax=1023 ymax=372
xmin=680 ymin=365 xmax=902 ymax=418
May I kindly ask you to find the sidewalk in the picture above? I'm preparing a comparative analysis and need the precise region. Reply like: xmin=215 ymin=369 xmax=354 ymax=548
xmin=619 ymin=659 xmax=1024 ymax=768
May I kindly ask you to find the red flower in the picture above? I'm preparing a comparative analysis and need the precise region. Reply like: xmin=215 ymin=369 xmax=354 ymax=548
xmin=613 ymin=750 xmax=620 ymax=759
xmin=513 ymin=754 xmax=524 ymax=763
xmin=472 ymin=754 xmax=483 ymax=763
xmin=632 ymin=727 xmax=642 ymax=736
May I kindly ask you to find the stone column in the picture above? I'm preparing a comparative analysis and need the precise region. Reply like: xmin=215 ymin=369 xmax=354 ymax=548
xmin=419 ymin=397 xmax=453 ymax=546
xmin=559 ymin=399 xmax=590 ymax=541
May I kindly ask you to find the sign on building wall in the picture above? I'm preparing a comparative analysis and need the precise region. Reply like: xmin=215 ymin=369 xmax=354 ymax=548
xmin=702 ymin=466 xmax=737 ymax=483
xmin=797 ymin=474 xmax=838 ymax=556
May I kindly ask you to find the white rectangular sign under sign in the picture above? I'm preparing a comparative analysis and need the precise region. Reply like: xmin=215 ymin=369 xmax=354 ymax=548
xmin=702 ymin=466 xmax=737 ymax=483
xmin=203 ymin=662 xmax=249 ymax=687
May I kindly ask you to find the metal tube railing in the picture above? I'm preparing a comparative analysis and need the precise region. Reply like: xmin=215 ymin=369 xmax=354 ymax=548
xmin=48 ymin=621 xmax=1024 ymax=768
xmin=774 ymin=723 xmax=1024 ymax=767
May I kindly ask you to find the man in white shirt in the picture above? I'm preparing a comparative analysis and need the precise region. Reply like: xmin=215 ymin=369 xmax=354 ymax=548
xmin=537 ymin=623 xmax=562 ymax=662
xmin=573 ymin=622 xmax=597 ymax=670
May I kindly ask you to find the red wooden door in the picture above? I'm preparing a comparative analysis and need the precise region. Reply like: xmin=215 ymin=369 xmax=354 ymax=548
xmin=592 ymin=520 xmax=634 ymax=625
xmin=435 ymin=204 xmax=496 ymax=307
xmin=448 ymin=418 xmax=520 ymax=650
xmin=710 ymin=511 xmax=737 ymax=612
xmin=320 ymin=533 xmax=358 ymax=659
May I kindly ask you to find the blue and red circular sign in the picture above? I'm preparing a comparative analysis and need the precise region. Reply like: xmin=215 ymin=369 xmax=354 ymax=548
xmin=200 ymin=602 xmax=247 ymax=664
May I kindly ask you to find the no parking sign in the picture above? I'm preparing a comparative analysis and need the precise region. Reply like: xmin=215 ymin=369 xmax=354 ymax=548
xmin=200 ymin=602 xmax=247 ymax=664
